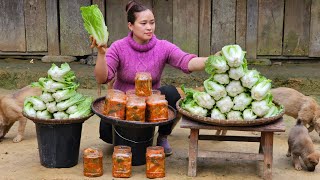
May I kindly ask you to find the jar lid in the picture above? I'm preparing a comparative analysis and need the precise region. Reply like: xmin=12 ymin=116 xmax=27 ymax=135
xmin=114 ymin=145 xmax=132 ymax=153
xmin=135 ymin=72 xmax=152 ymax=80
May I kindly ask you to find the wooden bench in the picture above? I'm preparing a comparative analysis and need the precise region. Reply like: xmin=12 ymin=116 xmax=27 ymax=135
xmin=180 ymin=116 xmax=285 ymax=180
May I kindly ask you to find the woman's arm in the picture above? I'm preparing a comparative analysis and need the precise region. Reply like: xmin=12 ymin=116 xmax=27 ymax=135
xmin=90 ymin=36 xmax=108 ymax=84
xmin=187 ymin=57 xmax=208 ymax=72
xmin=187 ymin=51 xmax=220 ymax=72
xmin=94 ymin=50 xmax=108 ymax=84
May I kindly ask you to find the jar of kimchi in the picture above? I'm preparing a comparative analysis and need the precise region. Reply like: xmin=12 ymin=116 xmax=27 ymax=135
xmin=146 ymin=146 xmax=165 ymax=178
xmin=112 ymin=146 xmax=132 ymax=178
xmin=146 ymin=94 xmax=169 ymax=122
xmin=83 ymin=148 xmax=103 ymax=177
xmin=126 ymin=89 xmax=161 ymax=97
xmin=126 ymin=96 xmax=146 ymax=122
xmin=135 ymin=72 xmax=152 ymax=96
xmin=103 ymin=89 xmax=127 ymax=120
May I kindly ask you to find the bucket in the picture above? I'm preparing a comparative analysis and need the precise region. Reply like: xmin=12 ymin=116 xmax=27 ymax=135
xmin=35 ymin=122 xmax=83 ymax=168
xmin=113 ymin=125 xmax=155 ymax=166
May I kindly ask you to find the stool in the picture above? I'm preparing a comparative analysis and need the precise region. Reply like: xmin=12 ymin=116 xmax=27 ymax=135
xmin=180 ymin=116 xmax=285 ymax=180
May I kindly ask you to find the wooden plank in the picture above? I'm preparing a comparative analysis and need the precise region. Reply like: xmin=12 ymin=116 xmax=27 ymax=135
xmin=246 ymin=0 xmax=258 ymax=59
xmin=46 ymin=0 xmax=60 ymax=55
xmin=92 ymin=0 xmax=105 ymax=17
xmin=199 ymin=0 xmax=211 ymax=57
xmin=309 ymin=0 xmax=320 ymax=57
xmin=211 ymin=0 xmax=236 ymax=54
xmin=236 ymin=0 xmax=247 ymax=50
xmin=0 ymin=0 xmax=25 ymax=52
xmin=198 ymin=135 xmax=261 ymax=142
xmin=105 ymin=0 xmax=126 ymax=46
xmin=25 ymin=0 xmax=47 ymax=52
xmin=262 ymin=132 xmax=273 ymax=180
xmin=188 ymin=129 xmax=199 ymax=177
xmin=257 ymin=0 xmax=284 ymax=55
xmin=173 ymin=0 xmax=199 ymax=55
xmin=259 ymin=132 xmax=265 ymax=154
xmin=283 ymin=0 xmax=311 ymax=56
xmin=153 ymin=0 xmax=173 ymax=42
xmin=198 ymin=150 xmax=264 ymax=161
xmin=180 ymin=117 xmax=286 ymax=132
xmin=59 ymin=0 xmax=91 ymax=56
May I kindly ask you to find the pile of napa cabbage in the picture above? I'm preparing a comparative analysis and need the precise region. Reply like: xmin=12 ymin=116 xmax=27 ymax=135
xmin=23 ymin=63 xmax=92 ymax=119
xmin=181 ymin=45 xmax=283 ymax=120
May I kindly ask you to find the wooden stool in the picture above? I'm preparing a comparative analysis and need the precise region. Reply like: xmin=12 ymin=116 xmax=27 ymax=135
xmin=180 ymin=116 xmax=285 ymax=180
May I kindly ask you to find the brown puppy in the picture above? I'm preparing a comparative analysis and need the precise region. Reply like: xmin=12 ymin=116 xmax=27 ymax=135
xmin=0 ymin=86 xmax=41 ymax=142
xmin=271 ymin=87 xmax=320 ymax=136
xmin=287 ymin=119 xmax=320 ymax=171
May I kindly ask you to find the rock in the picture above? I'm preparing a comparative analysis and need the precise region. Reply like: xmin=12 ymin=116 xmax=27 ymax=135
xmin=79 ymin=58 xmax=87 ymax=64
xmin=86 ymin=55 xmax=96 ymax=66
xmin=273 ymin=62 xmax=282 ymax=66
xmin=41 ymin=55 xmax=77 ymax=63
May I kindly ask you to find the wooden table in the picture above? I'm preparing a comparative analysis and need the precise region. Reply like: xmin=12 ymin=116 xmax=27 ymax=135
xmin=180 ymin=116 xmax=285 ymax=180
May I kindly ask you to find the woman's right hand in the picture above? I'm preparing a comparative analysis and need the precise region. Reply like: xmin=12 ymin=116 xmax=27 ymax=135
xmin=90 ymin=35 xmax=108 ymax=54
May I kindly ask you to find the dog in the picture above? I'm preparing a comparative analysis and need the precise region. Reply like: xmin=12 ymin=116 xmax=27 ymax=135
xmin=271 ymin=87 xmax=320 ymax=136
xmin=0 ymin=86 xmax=41 ymax=142
xmin=287 ymin=119 xmax=320 ymax=171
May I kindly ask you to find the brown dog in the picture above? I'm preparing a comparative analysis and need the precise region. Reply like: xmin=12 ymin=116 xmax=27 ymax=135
xmin=287 ymin=119 xmax=320 ymax=171
xmin=0 ymin=86 xmax=41 ymax=142
xmin=271 ymin=87 xmax=320 ymax=136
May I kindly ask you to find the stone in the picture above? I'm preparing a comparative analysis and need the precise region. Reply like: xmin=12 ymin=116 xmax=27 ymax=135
xmin=86 ymin=55 xmax=97 ymax=66
xmin=41 ymin=55 xmax=77 ymax=63
xmin=79 ymin=58 xmax=87 ymax=64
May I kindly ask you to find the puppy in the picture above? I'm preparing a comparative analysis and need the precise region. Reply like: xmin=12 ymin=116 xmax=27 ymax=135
xmin=271 ymin=87 xmax=320 ymax=136
xmin=0 ymin=86 xmax=41 ymax=142
xmin=287 ymin=119 xmax=320 ymax=171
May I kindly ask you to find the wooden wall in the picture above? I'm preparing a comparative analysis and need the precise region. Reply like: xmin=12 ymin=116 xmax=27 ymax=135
xmin=0 ymin=0 xmax=320 ymax=60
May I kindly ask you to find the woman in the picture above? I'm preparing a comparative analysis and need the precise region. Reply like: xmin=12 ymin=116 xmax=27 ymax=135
xmin=91 ymin=1 xmax=207 ymax=156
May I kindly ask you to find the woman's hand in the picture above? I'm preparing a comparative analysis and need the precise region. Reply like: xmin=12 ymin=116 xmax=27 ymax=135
xmin=214 ymin=51 xmax=221 ymax=56
xmin=89 ymin=35 xmax=108 ymax=54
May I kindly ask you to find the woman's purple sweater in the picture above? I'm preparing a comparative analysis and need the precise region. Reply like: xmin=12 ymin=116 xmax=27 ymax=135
xmin=105 ymin=32 xmax=197 ymax=93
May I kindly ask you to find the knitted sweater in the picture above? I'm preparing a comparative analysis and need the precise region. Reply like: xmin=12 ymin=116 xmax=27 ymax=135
xmin=105 ymin=32 xmax=197 ymax=92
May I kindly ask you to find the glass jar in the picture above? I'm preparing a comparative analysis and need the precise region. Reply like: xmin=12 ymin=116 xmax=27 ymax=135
xmin=126 ymin=89 xmax=161 ymax=97
xmin=83 ymin=148 xmax=103 ymax=177
xmin=135 ymin=72 xmax=152 ymax=96
xmin=103 ymin=89 xmax=127 ymax=120
xmin=146 ymin=94 xmax=169 ymax=122
xmin=146 ymin=146 xmax=165 ymax=178
xmin=126 ymin=96 xmax=146 ymax=122
xmin=112 ymin=146 xmax=132 ymax=178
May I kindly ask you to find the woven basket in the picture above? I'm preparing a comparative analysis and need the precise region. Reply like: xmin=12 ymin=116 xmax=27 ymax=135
xmin=176 ymin=99 xmax=284 ymax=127
xmin=23 ymin=111 xmax=93 ymax=124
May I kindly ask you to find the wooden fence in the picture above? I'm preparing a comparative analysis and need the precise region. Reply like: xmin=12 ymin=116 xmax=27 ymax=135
xmin=0 ymin=0 xmax=320 ymax=60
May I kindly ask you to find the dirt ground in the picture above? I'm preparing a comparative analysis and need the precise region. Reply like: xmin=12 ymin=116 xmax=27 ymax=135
xmin=1 ymin=88 xmax=320 ymax=180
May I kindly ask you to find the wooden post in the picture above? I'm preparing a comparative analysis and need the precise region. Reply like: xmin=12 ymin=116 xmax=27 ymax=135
xmin=188 ymin=129 xmax=199 ymax=177
xmin=46 ymin=0 xmax=60 ymax=55
xmin=262 ymin=132 xmax=273 ymax=180
xmin=259 ymin=132 xmax=265 ymax=154
xmin=246 ymin=0 xmax=258 ymax=60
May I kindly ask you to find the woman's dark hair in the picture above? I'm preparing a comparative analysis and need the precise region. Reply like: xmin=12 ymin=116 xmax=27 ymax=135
xmin=125 ymin=0 xmax=149 ymax=24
